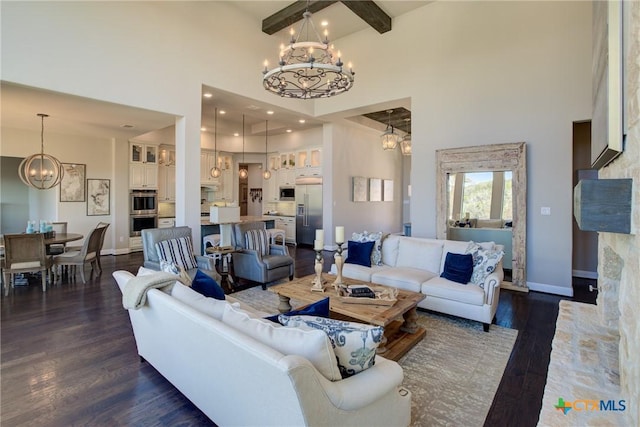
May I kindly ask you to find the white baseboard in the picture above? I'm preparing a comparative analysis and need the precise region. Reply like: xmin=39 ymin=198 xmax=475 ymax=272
xmin=527 ymin=281 xmax=574 ymax=297
xmin=572 ymin=269 xmax=598 ymax=279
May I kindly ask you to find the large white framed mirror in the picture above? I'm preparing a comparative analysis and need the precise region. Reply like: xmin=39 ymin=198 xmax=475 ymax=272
xmin=436 ymin=142 xmax=527 ymax=289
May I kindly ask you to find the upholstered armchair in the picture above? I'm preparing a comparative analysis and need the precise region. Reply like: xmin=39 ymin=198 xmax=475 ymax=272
xmin=141 ymin=226 xmax=219 ymax=281
xmin=231 ymin=222 xmax=294 ymax=290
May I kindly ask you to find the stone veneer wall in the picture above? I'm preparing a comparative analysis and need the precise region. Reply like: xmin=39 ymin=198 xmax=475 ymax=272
xmin=598 ymin=2 xmax=639 ymax=424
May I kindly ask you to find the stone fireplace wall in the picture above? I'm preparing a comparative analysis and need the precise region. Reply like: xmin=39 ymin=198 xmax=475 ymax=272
xmin=598 ymin=2 xmax=639 ymax=424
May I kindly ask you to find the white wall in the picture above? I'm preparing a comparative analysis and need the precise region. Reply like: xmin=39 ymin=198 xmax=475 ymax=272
xmin=1 ymin=1 xmax=592 ymax=292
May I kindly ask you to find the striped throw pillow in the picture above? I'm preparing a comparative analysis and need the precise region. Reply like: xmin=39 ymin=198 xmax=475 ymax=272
xmin=245 ymin=229 xmax=270 ymax=256
xmin=155 ymin=237 xmax=198 ymax=270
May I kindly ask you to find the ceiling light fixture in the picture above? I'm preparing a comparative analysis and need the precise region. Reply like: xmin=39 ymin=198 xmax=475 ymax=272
xmin=400 ymin=118 xmax=412 ymax=156
xmin=263 ymin=120 xmax=271 ymax=180
xmin=239 ymin=115 xmax=248 ymax=179
xmin=381 ymin=110 xmax=401 ymax=151
xmin=19 ymin=113 xmax=64 ymax=190
xmin=262 ymin=2 xmax=354 ymax=99
xmin=210 ymin=107 xmax=221 ymax=178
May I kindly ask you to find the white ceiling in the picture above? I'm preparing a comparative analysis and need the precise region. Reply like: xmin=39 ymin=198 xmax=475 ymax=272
xmin=1 ymin=1 xmax=426 ymax=143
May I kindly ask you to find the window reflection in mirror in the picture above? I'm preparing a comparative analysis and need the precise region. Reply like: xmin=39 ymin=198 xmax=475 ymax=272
xmin=447 ymin=171 xmax=513 ymax=224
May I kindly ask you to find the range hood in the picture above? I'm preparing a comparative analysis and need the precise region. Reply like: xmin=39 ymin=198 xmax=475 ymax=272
xmin=201 ymin=185 xmax=219 ymax=192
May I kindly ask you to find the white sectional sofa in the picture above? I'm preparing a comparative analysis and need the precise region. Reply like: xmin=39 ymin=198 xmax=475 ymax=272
xmin=331 ymin=234 xmax=504 ymax=331
xmin=112 ymin=270 xmax=412 ymax=427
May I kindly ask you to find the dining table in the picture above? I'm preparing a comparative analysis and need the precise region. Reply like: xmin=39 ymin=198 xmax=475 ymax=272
xmin=44 ymin=232 xmax=84 ymax=248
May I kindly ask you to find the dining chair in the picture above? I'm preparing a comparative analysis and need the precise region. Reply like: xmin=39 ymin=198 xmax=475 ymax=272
xmin=48 ymin=222 xmax=68 ymax=255
xmin=94 ymin=222 xmax=110 ymax=274
xmin=2 ymin=233 xmax=52 ymax=296
xmin=52 ymin=224 xmax=106 ymax=284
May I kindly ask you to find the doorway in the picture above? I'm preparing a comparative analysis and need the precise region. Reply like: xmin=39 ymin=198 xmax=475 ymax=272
xmin=572 ymin=121 xmax=598 ymax=279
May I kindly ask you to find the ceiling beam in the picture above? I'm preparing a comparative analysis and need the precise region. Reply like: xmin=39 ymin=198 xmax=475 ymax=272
xmin=339 ymin=1 xmax=391 ymax=34
xmin=262 ymin=1 xmax=338 ymax=35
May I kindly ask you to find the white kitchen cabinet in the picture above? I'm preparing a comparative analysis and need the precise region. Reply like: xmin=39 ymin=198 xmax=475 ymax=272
xmin=263 ymin=171 xmax=278 ymax=202
xmin=268 ymin=154 xmax=280 ymax=171
xmin=274 ymin=216 xmax=296 ymax=244
xmin=221 ymin=168 xmax=233 ymax=201
xmin=278 ymin=168 xmax=296 ymax=187
xmin=296 ymin=147 xmax=322 ymax=177
xmin=130 ymin=143 xmax=158 ymax=165
xmin=129 ymin=142 xmax=158 ymax=189
xmin=280 ymin=152 xmax=295 ymax=169
xmin=200 ymin=150 xmax=221 ymax=184
xmin=158 ymin=164 xmax=176 ymax=201
xmin=158 ymin=217 xmax=176 ymax=228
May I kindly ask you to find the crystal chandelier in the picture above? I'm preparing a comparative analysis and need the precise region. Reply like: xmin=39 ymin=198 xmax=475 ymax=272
xmin=262 ymin=4 xmax=354 ymax=99
xmin=239 ymin=115 xmax=248 ymax=179
xmin=210 ymin=107 xmax=221 ymax=178
xmin=263 ymin=120 xmax=271 ymax=180
xmin=19 ymin=113 xmax=64 ymax=190
xmin=400 ymin=118 xmax=412 ymax=156
xmin=381 ymin=110 xmax=401 ymax=150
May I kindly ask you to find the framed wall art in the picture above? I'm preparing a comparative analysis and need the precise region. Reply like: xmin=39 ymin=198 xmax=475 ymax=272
xmin=383 ymin=179 xmax=394 ymax=201
xmin=352 ymin=176 xmax=368 ymax=202
xmin=369 ymin=178 xmax=382 ymax=202
xmin=60 ymin=163 xmax=86 ymax=202
xmin=87 ymin=179 xmax=110 ymax=216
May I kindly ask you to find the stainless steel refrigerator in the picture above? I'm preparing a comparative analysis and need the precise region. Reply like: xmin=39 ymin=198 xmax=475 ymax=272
xmin=295 ymin=176 xmax=323 ymax=246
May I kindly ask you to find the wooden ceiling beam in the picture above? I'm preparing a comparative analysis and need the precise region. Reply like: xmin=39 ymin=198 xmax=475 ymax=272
xmin=339 ymin=1 xmax=391 ymax=34
xmin=261 ymin=0 xmax=392 ymax=36
xmin=262 ymin=1 xmax=338 ymax=35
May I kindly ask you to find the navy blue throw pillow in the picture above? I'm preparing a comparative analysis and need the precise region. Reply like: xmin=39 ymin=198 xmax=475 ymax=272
xmin=440 ymin=252 xmax=474 ymax=284
xmin=265 ymin=297 xmax=330 ymax=324
xmin=191 ymin=269 xmax=226 ymax=300
xmin=345 ymin=240 xmax=375 ymax=268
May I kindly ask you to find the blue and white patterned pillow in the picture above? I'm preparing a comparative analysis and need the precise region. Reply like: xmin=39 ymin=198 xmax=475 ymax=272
xmin=160 ymin=259 xmax=192 ymax=286
xmin=156 ymin=237 xmax=198 ymax=270
xmin=465 ymin=241 xmax=504 ymax=289
xmin=351 ymin=231 xmax=385 ymax=266
xmin=279 ymin=315 xmax=384 ymax=378
xmin=245 ymin=229 xmax=270 ymax=256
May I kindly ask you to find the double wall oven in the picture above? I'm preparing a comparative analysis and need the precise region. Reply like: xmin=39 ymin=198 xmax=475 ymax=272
xmin=130 ymin=190 xmax=158 ymax=236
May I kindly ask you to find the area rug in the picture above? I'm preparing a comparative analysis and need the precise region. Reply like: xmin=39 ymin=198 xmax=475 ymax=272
xmin=231 ymin=287 xmax=518 ymax=427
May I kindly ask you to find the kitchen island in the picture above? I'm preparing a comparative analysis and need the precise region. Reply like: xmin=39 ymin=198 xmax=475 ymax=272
xmin=200 ymin=216 xmax=275 ymax=255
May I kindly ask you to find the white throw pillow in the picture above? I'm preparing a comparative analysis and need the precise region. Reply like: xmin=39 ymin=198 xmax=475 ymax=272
xmin=222 ymin=305 xmax=341 ymax=381
xmin=465 ymin=241 xmax=504 ymax=289
xmin=396 ymin=237 xmax=443 ymax=274
xmin=280 ymin=315 xmax=383 ymax=378
xmin=171 ymin=282 xmax=227 ymax=320
xmin=137 ymin=266 xmax=158 ymax=276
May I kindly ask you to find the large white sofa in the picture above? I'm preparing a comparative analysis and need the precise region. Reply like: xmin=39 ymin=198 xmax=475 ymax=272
xmin=112 ymin=270 xmax=412 ymax=426
xmin=331 ymin=234 xmax=504 ymax=331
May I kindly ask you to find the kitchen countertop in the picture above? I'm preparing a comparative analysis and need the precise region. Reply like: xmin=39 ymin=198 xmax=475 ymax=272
xmin=200 ymin=215 xmax=277 ymax=225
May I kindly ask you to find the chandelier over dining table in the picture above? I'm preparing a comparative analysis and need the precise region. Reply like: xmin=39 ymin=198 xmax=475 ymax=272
xmin=262 ymin=6 xmax=354 ymax=99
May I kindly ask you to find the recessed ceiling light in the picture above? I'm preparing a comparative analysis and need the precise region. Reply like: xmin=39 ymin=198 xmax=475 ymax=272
xmin=298 ymin=119 xmax=306 ymax=124
xmin=233 ymin=132 xmax=239 ymax=137
xmin=121 ymin=124 xmax=134 ymax=128
xmin=266 ymin=110 xmax=274 ymax=115
xmin=321 ymin=20 xmax=329 ymax=27
xmin=286 ymin=129 xmax=292 ymax=133
xmin=201 ymin=127 xmax=207 ymax=131
xmin=203 ymin=93 xmax=212 ymax=98
xmin=219 ymin=110 xmax=226 ymax=114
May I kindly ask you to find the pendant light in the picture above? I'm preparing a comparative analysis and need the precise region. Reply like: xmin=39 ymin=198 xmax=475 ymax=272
xmin=19 ymin=113 xmax=64 ymax=190
xmin=381 ymin=109 xmax=400 ymax=151
xmin=400 ymin=118 xmax=412 ymax=156
xmin=262 ymin=120 xmax=271 ymax=180
xmin=238 ymin=115 xmax=248 ymax=179
xmin=210 ymin=107 xmax=221 ymax=178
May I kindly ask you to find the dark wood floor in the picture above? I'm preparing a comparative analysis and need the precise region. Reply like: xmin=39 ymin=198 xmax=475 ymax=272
xmin=1 ymin=247 xmax=596 ymax=426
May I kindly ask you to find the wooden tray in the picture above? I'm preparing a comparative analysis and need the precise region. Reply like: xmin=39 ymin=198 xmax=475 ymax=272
xmin=338 ymin=296 xmax=397 ymax=306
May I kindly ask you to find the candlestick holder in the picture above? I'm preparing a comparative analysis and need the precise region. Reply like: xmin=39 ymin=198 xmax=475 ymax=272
xmin=310 ymin=249 xmax=326 ymax=292
xmin=332 ymin=242 xmax=345 ymax=290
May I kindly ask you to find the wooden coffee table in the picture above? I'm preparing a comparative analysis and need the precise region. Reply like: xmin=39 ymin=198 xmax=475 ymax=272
xmin=269 ymin=275 xmax=426 ymax=361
